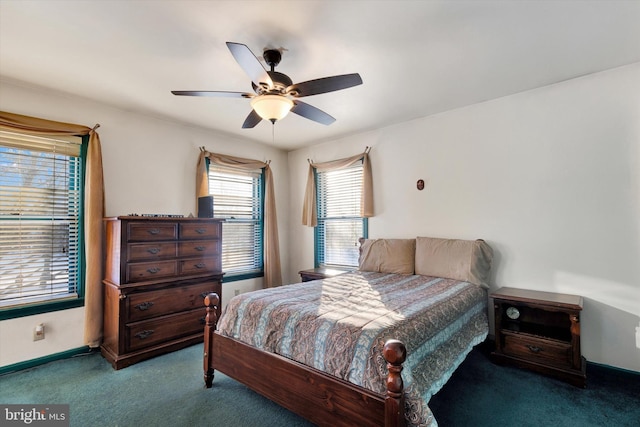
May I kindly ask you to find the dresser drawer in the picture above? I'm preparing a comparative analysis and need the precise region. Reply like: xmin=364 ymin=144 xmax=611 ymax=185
xmin=126 ymin=260 xmax=177 ymax=283
xmin=126 ymin=308 xmax=205 ymax=352
xmin=128 ymin=242 xmax=177 ymax=262
xmin=179 ymin=257 xmax=220 ymax=275
xmin=178 ymin=240 xmax=219 ymax=258
xmin=126 ymin=281 xmax=220 ymax=322
xmin=503 ymin=332 xmax=572 ymax=369
xmin=180 ymin=222 xmax=220 ymax=240
xmin=128 ymin=223 xmax=178 ymax=241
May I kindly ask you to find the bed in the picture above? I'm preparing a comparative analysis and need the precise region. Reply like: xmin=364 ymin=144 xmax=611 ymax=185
xmin=203 ymin=237 xmax=494 ymax=427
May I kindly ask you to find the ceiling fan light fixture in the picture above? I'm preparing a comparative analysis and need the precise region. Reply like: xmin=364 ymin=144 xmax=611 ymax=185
xmin=250 ymin=94 xmax=294 ymax=122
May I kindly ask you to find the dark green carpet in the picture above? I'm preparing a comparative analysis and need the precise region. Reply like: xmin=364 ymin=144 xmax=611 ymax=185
xmin=1 ymin=342 xmax=638 ymax=426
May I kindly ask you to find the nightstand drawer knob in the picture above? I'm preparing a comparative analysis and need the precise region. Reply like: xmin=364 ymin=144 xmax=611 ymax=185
xmin=527 ymin=345 xmax=542 ymax=353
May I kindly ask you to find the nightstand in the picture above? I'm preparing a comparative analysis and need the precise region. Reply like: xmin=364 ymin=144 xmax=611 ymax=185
xmin=490 ymin=287 xmax=586 ymax=387
xmin=298 ymin=267 xmax=348 ymax=282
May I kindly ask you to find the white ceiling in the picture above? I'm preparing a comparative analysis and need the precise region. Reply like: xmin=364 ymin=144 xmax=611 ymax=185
xmin=1 ymin=1 xmax=639 ymax=151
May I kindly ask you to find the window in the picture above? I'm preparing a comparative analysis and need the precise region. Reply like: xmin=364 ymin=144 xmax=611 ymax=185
xmin=0 ymin=130 xmax=86 ymax=310
xmin=315 ymin=161 xmax=368 ymax=268
xmin=208 ymin=163 xmax=263 ymax=279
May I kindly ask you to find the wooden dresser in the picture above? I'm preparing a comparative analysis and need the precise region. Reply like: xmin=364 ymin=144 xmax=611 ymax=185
xmin=101 ymin=216 xmax=224 ymax=369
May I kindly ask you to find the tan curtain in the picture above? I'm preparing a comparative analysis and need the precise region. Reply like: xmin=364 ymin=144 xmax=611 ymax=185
xmin=302 ymin=149 xmax=373 ymax=227
xmin=196 ymin=149 xmax=282 ymax=287
xmin=0 ymin=111 xmax=105 ymax=348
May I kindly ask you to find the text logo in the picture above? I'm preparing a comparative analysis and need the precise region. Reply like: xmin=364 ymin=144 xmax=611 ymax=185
xmin=1 ymin=405 xmax=69 ymax=426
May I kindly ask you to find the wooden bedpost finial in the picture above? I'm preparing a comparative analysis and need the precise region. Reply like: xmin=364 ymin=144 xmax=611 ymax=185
xmin=203 ymin=292 xmax=220 ymax=388
xmin=383 ymin=339 xmax=407 ymax=427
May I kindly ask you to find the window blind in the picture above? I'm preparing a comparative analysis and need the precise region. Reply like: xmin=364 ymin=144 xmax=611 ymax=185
xmin=0 ymin=131 xmax=83 ymax=307
xmin=316 ymin=161 xmax=366 ymax=268
xmin=208 ymin=164 xmax=263 ymax=275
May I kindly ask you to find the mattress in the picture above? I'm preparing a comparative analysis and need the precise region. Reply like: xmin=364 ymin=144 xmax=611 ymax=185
xmin=217 ymin=271 xmax=489 ymax=426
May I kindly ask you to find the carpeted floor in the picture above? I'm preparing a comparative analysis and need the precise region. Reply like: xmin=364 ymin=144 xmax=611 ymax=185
xmin=1 ymin=342 xmax=638 ymax=426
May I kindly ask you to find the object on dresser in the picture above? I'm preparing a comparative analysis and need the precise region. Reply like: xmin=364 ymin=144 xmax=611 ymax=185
xmin=127 ymin=213 xmax=185 ymax=218
xmin=101 ymin=216 xmax=224 ymax=369
xmin=197 ymin=196 xmax=214 ymax=218
xmin=490 ymin=287 xmax=586 ymax=387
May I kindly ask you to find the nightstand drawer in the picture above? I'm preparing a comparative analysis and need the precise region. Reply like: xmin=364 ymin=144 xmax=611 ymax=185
xmin=503 ymin=332 xmax=572 ymax=369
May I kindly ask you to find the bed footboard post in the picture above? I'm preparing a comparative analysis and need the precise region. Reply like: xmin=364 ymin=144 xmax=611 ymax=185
xmin=383 ymin=339 xmax=407 ymax=427
xmin=203 ymin=293 xmax=220 ymax=388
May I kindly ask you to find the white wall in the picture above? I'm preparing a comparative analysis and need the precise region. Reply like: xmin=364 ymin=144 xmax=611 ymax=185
xmin=288 ymin=63 xmax=640 ymax=372
xmin=0 ymin=78 xmax=290 ymax=367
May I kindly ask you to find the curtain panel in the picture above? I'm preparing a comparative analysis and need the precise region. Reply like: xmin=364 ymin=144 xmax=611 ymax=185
xmin=196 ymin=150 xmax=282 ymax=288
xmin=0 ymin=111 xmax=105 ymax=348
xmin=302 ymin=150 xmax=373 ymax=227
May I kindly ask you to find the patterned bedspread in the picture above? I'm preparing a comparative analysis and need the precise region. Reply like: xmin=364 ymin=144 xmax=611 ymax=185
xmin=217 ymin=271 xmax=488 ymax=427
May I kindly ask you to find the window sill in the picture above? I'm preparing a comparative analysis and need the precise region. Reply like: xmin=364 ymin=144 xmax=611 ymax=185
xmin=223 ymin=271 xmax=264 ymax=283
xmin=0 ymin=298 xmax=84 ymax=321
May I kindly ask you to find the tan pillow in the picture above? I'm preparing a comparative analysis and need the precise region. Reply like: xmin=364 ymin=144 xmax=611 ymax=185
xmin=358 ymin=239 xmax=416 ymax=274
xmin=415 ymin=237 xmax=493 ymax=288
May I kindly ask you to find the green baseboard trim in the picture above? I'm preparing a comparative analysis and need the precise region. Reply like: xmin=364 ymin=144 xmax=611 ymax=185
xmin=0 ymin=346 xmax=94 ymax=376
xmin=587 ymin=360 xmax=640 ymax=376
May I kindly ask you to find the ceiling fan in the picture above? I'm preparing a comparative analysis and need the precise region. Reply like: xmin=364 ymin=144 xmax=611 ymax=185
xmin=171 ymin=42 xmax=363 ymax=128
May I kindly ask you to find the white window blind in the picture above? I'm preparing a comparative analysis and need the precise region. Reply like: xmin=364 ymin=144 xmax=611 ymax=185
xmin=208 ymin=164 xmax=263 ymax=275
xmin=0 ymin=131 xmax=83 ymax=307
xmin=316 ymin=161 xmax=366 ymax=268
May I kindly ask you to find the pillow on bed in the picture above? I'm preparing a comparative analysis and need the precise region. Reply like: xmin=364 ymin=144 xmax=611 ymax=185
xmin=358 ymin=238 xmax=416 ymax=274
xmin=414 ymin=237 xmax=493 ymax=288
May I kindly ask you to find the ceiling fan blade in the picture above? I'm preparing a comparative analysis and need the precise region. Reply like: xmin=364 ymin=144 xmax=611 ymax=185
xmin=287 ymin=73 xmax=362 ymax=98
xmin=171 ymin=90 xmax=253 ymax=98
xmin=226 ymin=42 xmax=273 ymax=89
xmin=291 ymin=100 xmax=336 ymax=125
xmin=242 ymin=110 xmax=263 ymax=128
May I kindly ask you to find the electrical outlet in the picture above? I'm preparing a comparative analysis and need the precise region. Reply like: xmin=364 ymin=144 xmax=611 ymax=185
xmin=33 ymin=323 xmax=45 ymax=341
xmin=234 ymin=289 xmax=240 ymax=296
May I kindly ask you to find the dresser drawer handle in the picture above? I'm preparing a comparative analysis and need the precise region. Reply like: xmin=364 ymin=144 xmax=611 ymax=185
xmin=135 ymin=301 xmax=154 ymax=311
xmin=200 ymin=292 xmax=209 ymax=298
xmin=194 ymin=262 xmax=206 ymax=269
xmin=135 ymin=330 xmax=154 ymax=340
xmin=194 ymin=246 xmax=206 ymax=251
xmin=147 ymin=228 xmax=161 ymax=235
xmin=195 ymin=228 xmax=207 ymax=234
xmin=527 ymin=345 xmax=542 ymax=353
xmin=147 ymin=248 xmax=160 ymax=255
xmin=199 ymin=317 xmax=206 ymax=325
xmin=147 ymin=267 xmax=161 ymax=274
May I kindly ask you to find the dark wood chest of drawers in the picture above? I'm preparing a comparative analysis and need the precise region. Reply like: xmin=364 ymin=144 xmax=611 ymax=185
xmin=490 ymin=287 xmax=586 ymax=387
xmin=101 ymin=216 xmax=224 ymax=369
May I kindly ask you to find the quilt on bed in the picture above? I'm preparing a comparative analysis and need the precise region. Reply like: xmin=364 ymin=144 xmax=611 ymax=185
xmin=217 ymin=271 xmax=488 ymax=427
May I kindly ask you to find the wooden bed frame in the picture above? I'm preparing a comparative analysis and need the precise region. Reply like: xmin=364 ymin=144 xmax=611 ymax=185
xmin=203 ymin=293 xmax=407 ymax=427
